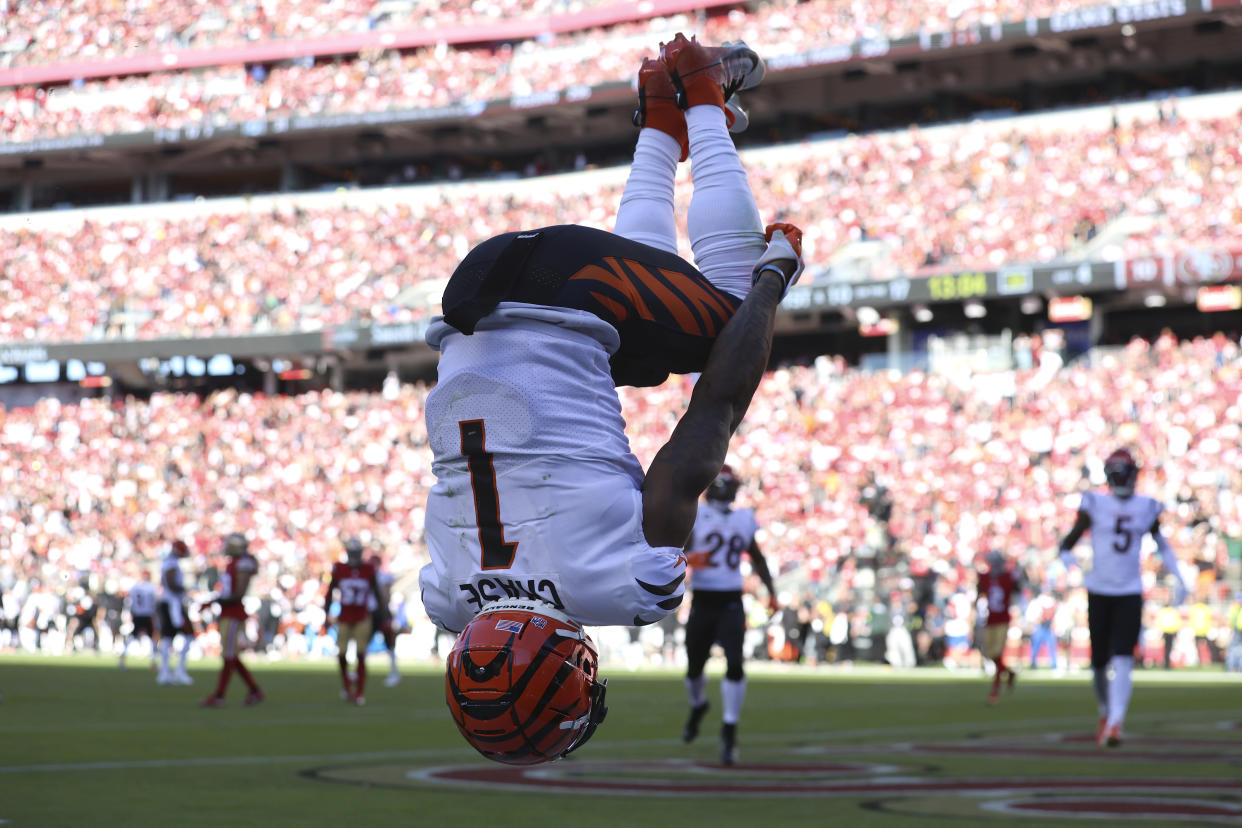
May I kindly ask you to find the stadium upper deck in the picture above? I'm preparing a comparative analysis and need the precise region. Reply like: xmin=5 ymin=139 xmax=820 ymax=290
xmin=1 ymin=92 xmax=1237 ymax=345
xmin=1 ymin=0 xmax=1227 ymax=146
xmin=0 ymin=0 xmax=1119 ymax=74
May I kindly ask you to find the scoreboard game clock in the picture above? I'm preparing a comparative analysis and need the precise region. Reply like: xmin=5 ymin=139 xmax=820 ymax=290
xmin=925 ymin=271 xmax=990 ymax=302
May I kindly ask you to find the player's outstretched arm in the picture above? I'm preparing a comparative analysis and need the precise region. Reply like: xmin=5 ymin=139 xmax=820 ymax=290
xmin=1149 ymin=516 xmax=1190 ymax=598
xmin=748 ymin=539 xmax=780 ymax=610
xmin=642 ymin=224 xmax=802 ymax=549
xmin=321 ymin=576 xmax=337 ymax=633
xmin=1057 ymin=509 xmax=1092 ymax=566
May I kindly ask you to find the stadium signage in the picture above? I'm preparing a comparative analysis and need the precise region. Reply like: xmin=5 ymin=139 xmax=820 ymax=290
xmin=1123 ymin=247 xmax=1242 ymax=288
xmin=1196 ymin=285 xmax=1242 ymax=312
xmin=368 ymin=322 xmax=428 ymax=346
xmin=1047 ymin=0 xmax=1189 ymax=33
xmin=785 ymin=260 xmax=1118 ymax=310
xmin=0 ymin=345 xmax=49 ymax=364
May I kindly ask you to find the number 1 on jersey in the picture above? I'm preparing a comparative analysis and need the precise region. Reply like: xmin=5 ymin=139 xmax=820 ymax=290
xmin=459 ymin=419 xmax=518 ymax=570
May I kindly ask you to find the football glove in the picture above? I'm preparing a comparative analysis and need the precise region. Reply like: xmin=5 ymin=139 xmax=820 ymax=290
xmin=1058 ymin=549 xmax=1078 ymax=570
xmin=752 ymin=222 xmax=804 ymax=297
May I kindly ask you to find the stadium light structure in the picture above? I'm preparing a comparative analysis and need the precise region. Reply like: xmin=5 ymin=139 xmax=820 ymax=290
xmin=912 ymin=305 xmax=934 ymax=323
xmin=1020 ymin=295 xmax=1043 ymax=315
xmin=963 ymin=300 xmax=986 ymax=319
xmin=1143 ymin=293 xmax=1167 ymax=307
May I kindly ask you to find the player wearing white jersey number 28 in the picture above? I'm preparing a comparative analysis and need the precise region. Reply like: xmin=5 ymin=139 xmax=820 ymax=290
xmin=1058 ymin=448 xmax=1189 ymax=748
xmin=681 ymin=465 xmax=778 ymax=766
xmin=419 ymin=33 xmax=802 ymax=765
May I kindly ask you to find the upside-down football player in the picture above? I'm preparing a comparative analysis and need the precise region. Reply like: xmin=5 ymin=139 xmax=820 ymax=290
xmin=418 ymin=34 xmax=805 ymax=765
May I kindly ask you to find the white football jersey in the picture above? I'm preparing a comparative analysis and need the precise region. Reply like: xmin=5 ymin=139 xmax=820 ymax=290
xmin=127 ymin=581 xmax=157 ymax=617
xmin=686 ymin=502 xmax=759 ymax=592
xmin=159 ymin=552 xmax=185 ymax=604
xmin=1077 ymin=490 xmax=1163 ymax=595
xmin=419 ymin=305 xmax=686 ymax=632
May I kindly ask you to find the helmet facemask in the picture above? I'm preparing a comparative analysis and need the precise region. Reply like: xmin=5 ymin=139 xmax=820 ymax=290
xmin=1104 ymin=450 xmax=1139 ymax=498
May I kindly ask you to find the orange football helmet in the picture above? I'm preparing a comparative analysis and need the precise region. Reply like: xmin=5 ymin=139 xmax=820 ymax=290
xmin=445 ymin=598 xmax=608 ymax=765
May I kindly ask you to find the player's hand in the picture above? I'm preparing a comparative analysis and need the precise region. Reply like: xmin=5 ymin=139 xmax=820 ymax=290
xmin=767 ymin=594 xmax=781 ymax=614
xmin=752 ymin=222 xmax=805 ymax=296
xmin=1057 ymin=549 xmax=1077 ymax=570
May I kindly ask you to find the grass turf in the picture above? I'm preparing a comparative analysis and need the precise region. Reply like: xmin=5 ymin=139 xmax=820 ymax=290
xmin=1 ymin=655 xmax=1239 ymax=827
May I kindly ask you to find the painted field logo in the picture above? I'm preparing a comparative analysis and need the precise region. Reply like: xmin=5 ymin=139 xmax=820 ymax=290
xmin=303 ymin=729 xmax=1242 ymax=821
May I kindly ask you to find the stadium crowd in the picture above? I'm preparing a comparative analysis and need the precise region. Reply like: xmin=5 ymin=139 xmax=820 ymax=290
xmin=2 ymin=0 xmax=1111 ymax=72
xmin=0 ymin=0 xmax=1182 ymax=144
xmin=1 ymin=332 xmax=1239 ymax=669
xmin=2 ymin=103 xmax=1239 ymax=344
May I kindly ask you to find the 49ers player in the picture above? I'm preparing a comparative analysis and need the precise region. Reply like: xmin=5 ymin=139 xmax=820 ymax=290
xmin=975 ymin=550 xmax=1020 ymax=706
xmin=323 ymin=538 xmax=380 ymax=705
xmin=200 ymin=533 xmax=264 ymax=707
xmin=1058 ymin=448 xmax=1189 ymax=747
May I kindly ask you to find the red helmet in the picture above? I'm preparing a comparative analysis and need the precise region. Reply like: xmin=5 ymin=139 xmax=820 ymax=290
xmin=1104 ymin=448 xmax=1139 ymax=497
xmin=445 ymin=598 xmax=608 ymax=765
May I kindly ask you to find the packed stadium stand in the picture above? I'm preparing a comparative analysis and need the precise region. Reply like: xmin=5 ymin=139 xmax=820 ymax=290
xmin=2 ymin=91 xmax=1240 ymax=344
xmin=1 ymin=0 xmax=1240 ymax=669
xmin=1 ymin=333 xmax=1238 ymax=664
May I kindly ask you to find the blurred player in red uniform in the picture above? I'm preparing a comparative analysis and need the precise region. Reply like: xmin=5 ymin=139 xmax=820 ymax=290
xmin=200 ymin=533 xmax=264 ymax=708
xmin=976 ymin=550 xmax=1020 ymax=705
xmin=323 ymin=538 xmax=380 ymax=705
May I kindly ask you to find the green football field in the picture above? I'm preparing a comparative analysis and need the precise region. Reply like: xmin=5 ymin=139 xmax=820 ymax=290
xmin=1 ymin=656 xmax=1239 ymax=828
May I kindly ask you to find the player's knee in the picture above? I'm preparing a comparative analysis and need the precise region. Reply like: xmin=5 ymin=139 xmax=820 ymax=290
xmin=725 ymin=662 xmax=745 ymax=682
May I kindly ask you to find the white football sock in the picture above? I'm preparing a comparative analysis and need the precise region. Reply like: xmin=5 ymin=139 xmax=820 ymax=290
xmin=614 ymin=128 xmax=680 ymax=253
xmin=685 ymin=674 xmax=708 ymax=707
xmin=1106 ymin=655 xmax=1134 ymax=729
xmin=686 ymin=105 xmax=766 ymax=299
xmin=158 ymin=638 xmax=172 ymax=674
xmin=179 ymin=635 xmax=192 ymax=671
xmin=720 ymin=677 xmax=747 ymax=725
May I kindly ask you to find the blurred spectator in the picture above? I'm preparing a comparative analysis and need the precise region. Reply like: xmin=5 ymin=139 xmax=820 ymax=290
xmin=1155 ymin=603 xmax=1183 ymax=669
xmin=1026 ymin=590 xmax=1058 ymax=670
xmin=1227 ymin=594 xmax=1242 ymax=672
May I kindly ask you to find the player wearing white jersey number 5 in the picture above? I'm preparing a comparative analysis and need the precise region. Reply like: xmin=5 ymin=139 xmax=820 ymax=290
xmin=420 ymin=33 xmax=803 ymax=765
xmin=1057 ymin=448 xmax=1189 ymax=748
xmin=681 ymin=465 xmax=778 ymax=766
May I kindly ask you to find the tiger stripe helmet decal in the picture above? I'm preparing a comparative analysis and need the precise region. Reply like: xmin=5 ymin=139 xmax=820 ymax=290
xmin=445 ymin=598 xmax=608 ymax=765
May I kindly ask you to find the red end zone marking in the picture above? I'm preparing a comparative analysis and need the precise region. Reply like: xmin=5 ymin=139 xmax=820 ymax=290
xmin=416 ymin=764 xmax=1242 ymax=798
xmin=996 ymin=798 xmax=1242 ymax=819
xmin=911 ymin=743 xmax=1237 ymax=762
